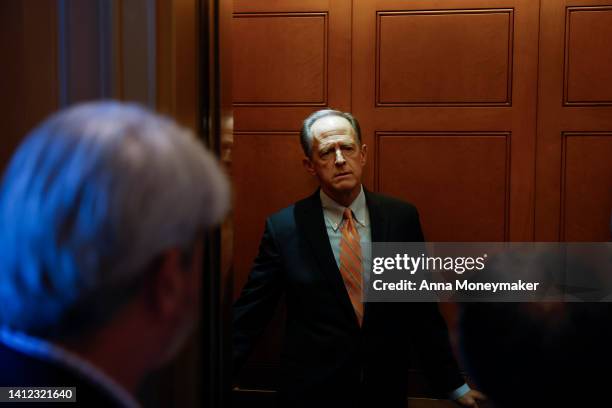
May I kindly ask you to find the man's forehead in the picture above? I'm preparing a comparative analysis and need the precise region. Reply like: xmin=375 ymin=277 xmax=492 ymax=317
xmin=311 ymin=116 xmax=355 ymax=141
xmin=315 ymin=134 xmax=356 ymax=148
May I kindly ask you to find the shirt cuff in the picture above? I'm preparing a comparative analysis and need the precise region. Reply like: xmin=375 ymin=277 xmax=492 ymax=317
xmin=449 ymin=383 xmax=471 ymax=400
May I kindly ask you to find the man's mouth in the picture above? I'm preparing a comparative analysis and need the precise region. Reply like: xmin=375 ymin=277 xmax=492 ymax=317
xmin=335 ymin=172 xmax=352 ymax=178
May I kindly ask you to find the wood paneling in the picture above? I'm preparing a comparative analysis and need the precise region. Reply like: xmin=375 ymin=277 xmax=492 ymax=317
xmin=562 ymin=133 xmax=612 ymax=241
xmin=0 ymin=0 xmax=59 ymax=170
xmin=377 ymin=9 xmax=513 ymax=106
xmin=233 ymin=13 xmax=327 ymax=105
xmin=232 ymin=0 xmax=351 ymax=132
xmin=564 ymin=6 xmax=612 ymax=105
xmin=59 ymin=0 xmax=113 ymax=104
xmin=355 ymin=0 xmax=539 ymax=242
xmin=536 ymin=0 xmax=612 ymax=241
xmin=119 ymin=0 xmax=156 ymax=106
xmin=377 ymin=133 xmax=510 ymax=241
xmin=156 ymin=0 xmax=199 ymax=130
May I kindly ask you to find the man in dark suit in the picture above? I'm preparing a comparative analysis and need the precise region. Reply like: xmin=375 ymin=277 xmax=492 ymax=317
xmin=0 ymin=102 xmax=229 ymax=407
xmin=233 ymin=109 xmax=484 ymax=407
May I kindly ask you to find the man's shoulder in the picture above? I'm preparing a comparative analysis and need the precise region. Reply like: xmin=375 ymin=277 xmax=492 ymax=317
xmin=264 ymin=192 xmax=318 ymax=231
xmin=268 ymin=204 xmax=294 ymax=221
xmin=265 ymin=190 xmax=421 ymax=221
xmin=366 ymin=190 xmax=420 ymax=216
xmin=268 ymin=192 xmax=317 ymax=219
xmin=0 ymin=342 xmax=124 ymax=407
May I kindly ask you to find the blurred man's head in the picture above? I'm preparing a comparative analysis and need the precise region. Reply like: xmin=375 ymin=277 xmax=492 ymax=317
xmin=0 ymin=102 xmax=229 ymax=374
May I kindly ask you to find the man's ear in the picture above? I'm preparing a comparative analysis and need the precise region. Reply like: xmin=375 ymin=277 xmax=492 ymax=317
xmin=149 ymin=249 xmax=186 ymax=319
xmin=360 ymin=144 xmax=368 ymax=166
xmin=303 ymin=156 xmax=316 ymax=176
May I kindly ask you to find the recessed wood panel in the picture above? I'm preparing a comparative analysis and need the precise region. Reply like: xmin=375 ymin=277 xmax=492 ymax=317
xmin=233 ymin=13 xmax=327 ymax=106
xmin=233 ymin=132 xmax=319 ymax=295
xmin=1 ymin=1 xmax=58 ymax=171
xmin=564 ymin=7 xmax=612 ymax=106
xmin=376 ymin=132 xmax=510 ymax=241
xmin=376 ymin=9 xmax=513 ymax=106
xmin=536 ymin=0 xmax=612 ymax=241
xmin=562 ymin=133 xmax=612 ymax=241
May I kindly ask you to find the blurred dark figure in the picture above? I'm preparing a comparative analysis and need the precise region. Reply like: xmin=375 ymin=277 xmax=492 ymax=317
xmin=0 ymin=102 xmax=229 ymax=407
xmin=460 ymin=302 xmax=612 ymax=407
xmin=460 ymin=218 xmax=612 ymax=407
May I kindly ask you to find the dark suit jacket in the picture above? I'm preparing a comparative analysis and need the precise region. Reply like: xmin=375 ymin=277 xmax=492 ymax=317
xmin=0 ymin=341 xmax=131 ymax=407
xmin=233 ymin=189 xmax=463 ymax=407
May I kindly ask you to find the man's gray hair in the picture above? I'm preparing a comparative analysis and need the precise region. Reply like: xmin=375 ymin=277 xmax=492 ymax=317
xmin=0 ymin=101 xmax=229 ymax=338
xmin=300 ymin=109 xmax=362 ymax=157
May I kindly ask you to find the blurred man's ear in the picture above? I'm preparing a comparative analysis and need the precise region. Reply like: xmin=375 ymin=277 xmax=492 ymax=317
xmin=303 ymin=157 xmax=316 ymax=176
xmin=150 ymin=249 xmax=188 ymax=320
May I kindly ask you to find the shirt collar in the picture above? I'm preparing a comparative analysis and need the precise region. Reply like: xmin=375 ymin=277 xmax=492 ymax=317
xmin=0 ymin=328 xmax=140 ymax=408
xmin=320 ymin=186 xmax=368 ymax=231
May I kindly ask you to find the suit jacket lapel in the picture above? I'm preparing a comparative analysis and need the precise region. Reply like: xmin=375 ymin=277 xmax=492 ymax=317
xmin=294 ymin=190 xmax=360 ymax=327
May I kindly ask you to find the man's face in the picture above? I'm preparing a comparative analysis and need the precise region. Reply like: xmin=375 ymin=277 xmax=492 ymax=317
xmin=303 ymin=115 xmax=367 ymax=199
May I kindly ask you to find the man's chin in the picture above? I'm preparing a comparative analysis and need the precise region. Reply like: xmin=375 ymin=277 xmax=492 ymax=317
xmin=331 ymin=180 xmax=359 ymax=193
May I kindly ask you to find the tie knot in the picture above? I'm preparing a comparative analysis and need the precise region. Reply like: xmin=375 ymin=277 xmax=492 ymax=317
xmin=343 ymin=208 xmax=353 ymax=221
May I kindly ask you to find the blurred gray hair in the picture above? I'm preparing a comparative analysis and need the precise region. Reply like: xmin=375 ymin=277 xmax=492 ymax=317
xmin=300 ymin=109 xmax=362 ymax=157
xmin=0 ymin=101 xmax=229 ymax=338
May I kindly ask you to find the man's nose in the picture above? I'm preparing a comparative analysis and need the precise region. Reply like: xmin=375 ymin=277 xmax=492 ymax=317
xmin=334 ymin=148 xmax=346 ymax=165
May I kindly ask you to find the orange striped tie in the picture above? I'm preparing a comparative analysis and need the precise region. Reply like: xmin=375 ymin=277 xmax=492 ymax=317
xmin=339 ymin=208 xmax=363 ymax=326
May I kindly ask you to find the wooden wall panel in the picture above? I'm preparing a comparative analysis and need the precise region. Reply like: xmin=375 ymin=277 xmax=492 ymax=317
xmin=355 ymin=0 xmax=539 ymax=242
xmin=233 ymin=14 xmax=327 ymax=105
xmin=61 ymin=0 xmax=110 ymax=104
xmin=0 ymin=1 xmax=59 ymax=171
xmin=562 ymin=133 xmax=612 ymax=241
xmin=232 ymin=0 xmax=351 ymax=132
xmin=119 ymin=0 xmax=156 ymax=106
xmin=564 ymin=6 xmax=612 ymax=105
xmin=377 ymin=9 xmax=513 ymax=106
xmin=156 ymin=0 xmax=199 ymax=131
xmin=377 ymin=133 xmax=510 ymax=241
xmin=536 ymin=0 xmax=612 ymax=241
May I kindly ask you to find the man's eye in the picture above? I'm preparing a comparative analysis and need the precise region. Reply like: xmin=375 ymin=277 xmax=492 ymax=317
xmin=320 ymin=150 xmax=332 ymax=157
